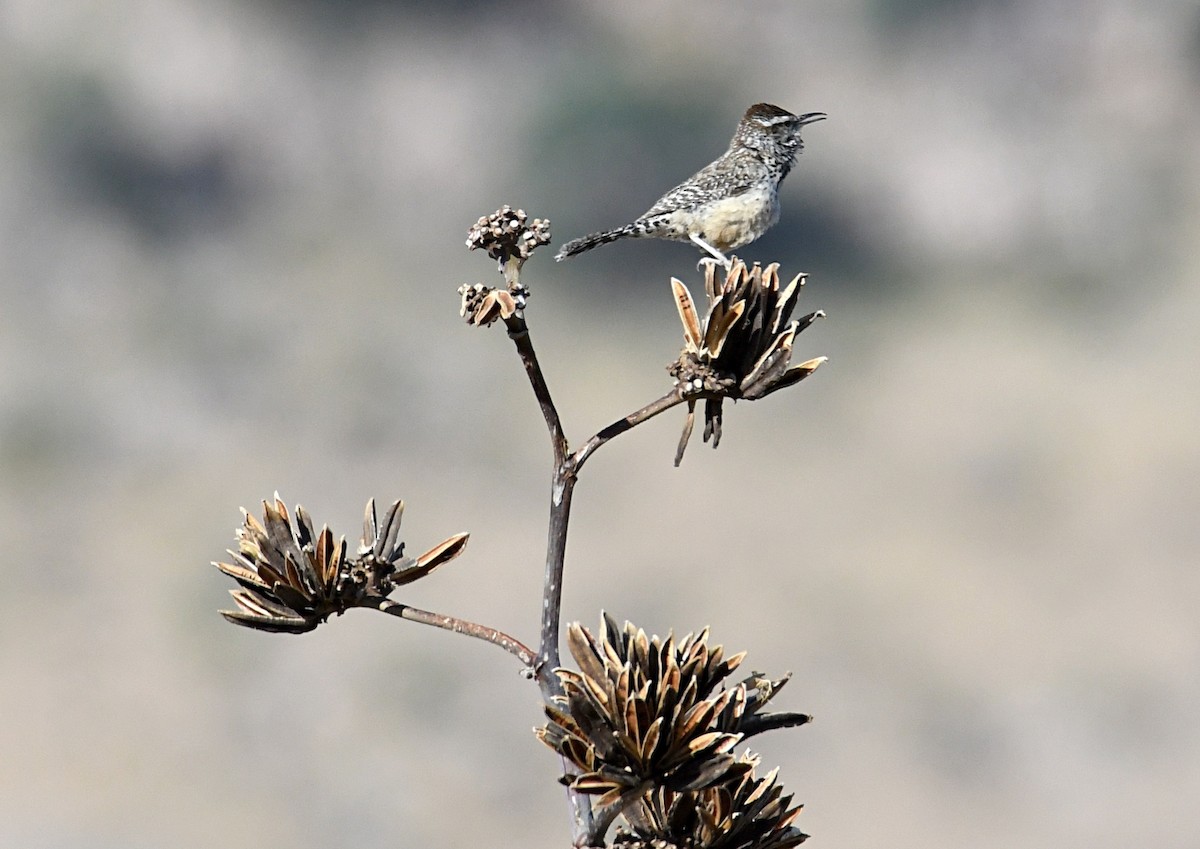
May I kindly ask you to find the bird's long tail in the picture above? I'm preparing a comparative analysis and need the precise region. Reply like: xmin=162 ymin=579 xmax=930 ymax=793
xmin=554 ymin=223 xmax=641 ymax=261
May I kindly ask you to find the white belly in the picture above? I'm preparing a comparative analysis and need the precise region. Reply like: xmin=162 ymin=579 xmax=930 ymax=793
xmin=694 ymin=185 xmax=779 ymax=251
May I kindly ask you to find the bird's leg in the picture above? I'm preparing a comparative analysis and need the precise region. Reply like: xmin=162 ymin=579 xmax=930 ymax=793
xmin=690 ymin=233 xmax=731 ymax=269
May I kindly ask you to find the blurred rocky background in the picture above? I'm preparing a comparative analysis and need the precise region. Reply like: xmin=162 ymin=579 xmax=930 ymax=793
xmin=2 ymin=0 xmax=1198 ymax=846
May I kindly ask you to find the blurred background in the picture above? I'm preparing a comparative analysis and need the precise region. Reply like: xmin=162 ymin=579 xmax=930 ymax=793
xmin=2 ymin=0 xmax=1198 ymax=846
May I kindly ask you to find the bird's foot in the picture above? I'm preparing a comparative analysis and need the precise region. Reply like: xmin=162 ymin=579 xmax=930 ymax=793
xmin=689 ymin=233 xmax=731 ymax=269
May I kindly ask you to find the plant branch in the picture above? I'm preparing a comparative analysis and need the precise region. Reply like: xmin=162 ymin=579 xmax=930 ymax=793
xmin=504 ymin=314 xmax=568 ymax=466
xmin=536 ymin=466 xmax=575 ymax=693
xmin=570 ymin=388 xmax=687 ymax=474
xmin=369 ymin=599 xmax=536 ymax=667
xmin=496 ymin=310 xmax=571 ymax=689
xmin=497 ymin=307 xmax=594 ymax=842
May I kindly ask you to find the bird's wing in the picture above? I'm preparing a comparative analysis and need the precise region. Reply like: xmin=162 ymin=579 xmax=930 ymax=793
xmin=641 ymin=155 xmax=760 ymax=217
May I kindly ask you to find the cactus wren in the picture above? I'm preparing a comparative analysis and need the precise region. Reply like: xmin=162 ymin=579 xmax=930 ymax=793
xmin=555 ymin=103 xmax=825 ymax=267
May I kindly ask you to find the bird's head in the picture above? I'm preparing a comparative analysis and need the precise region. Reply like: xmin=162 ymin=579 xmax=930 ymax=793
xmin=735 ymin=103 xmax=826 ymax=162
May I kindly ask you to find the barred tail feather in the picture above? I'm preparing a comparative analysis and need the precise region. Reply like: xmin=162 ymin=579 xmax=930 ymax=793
xmin=554 ymin=223 xmax=641 ymax=261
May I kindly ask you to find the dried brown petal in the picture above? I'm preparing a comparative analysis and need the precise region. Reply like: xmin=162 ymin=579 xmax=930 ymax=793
xmin=672 ymin=278 xmax=702 ymax=352
xmin=393 ymin=532 xmax=469 ymax=586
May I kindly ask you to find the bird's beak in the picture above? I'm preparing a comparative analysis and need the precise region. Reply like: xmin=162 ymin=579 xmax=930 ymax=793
xmin=796 ymin=112 xmax=827 ymax=126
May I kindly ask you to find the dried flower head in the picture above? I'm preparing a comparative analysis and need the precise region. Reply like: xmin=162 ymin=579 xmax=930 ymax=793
xmin=616 ymin=769 xmax=807 ymax=849
xmin=466 ymin=205 xmax=551 ymax=282
xmin=536 ymin=614 xmax=807 ymax=828
xmin=536 ymin=614 xmax=751 ymax=811
xmin=457 ymin=281 xmax=528 ymax=326
xmin=214 ymin=495 xmax=468 ymax=634
xmin=668 ymin=259 xmax=826 ymax=465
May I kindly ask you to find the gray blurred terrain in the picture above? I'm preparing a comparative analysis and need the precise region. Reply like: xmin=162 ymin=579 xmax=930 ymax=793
xmin=2 ymin=0 xmax=1198 ymax=846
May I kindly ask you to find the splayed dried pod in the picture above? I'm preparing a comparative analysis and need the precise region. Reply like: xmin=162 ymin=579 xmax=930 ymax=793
xmin=537 ymin=612 xmax=809 ymax=841
xmin=668 ymin=258 xmax=826 ymax=464
xmin=214 ymin=494 xmax=468 ymax=633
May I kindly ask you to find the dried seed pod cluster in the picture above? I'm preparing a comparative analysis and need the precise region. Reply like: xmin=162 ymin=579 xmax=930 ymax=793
xmin=462 ymin=205 xmax=549 ymax=323
xmin=466 ymin=205 xmax=551 ymax=271
xmin=458 ymin=280 xmax=527 ymax=326
xmin=669 ymin=259 xmax=826 ymax=464
xmin=617 ymin=770 xmax=808 ymax=849
xmin=537 ymin=614 xmax=809 ymax=847
xmin=215 ymin=495 xmax=468 ymax=633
